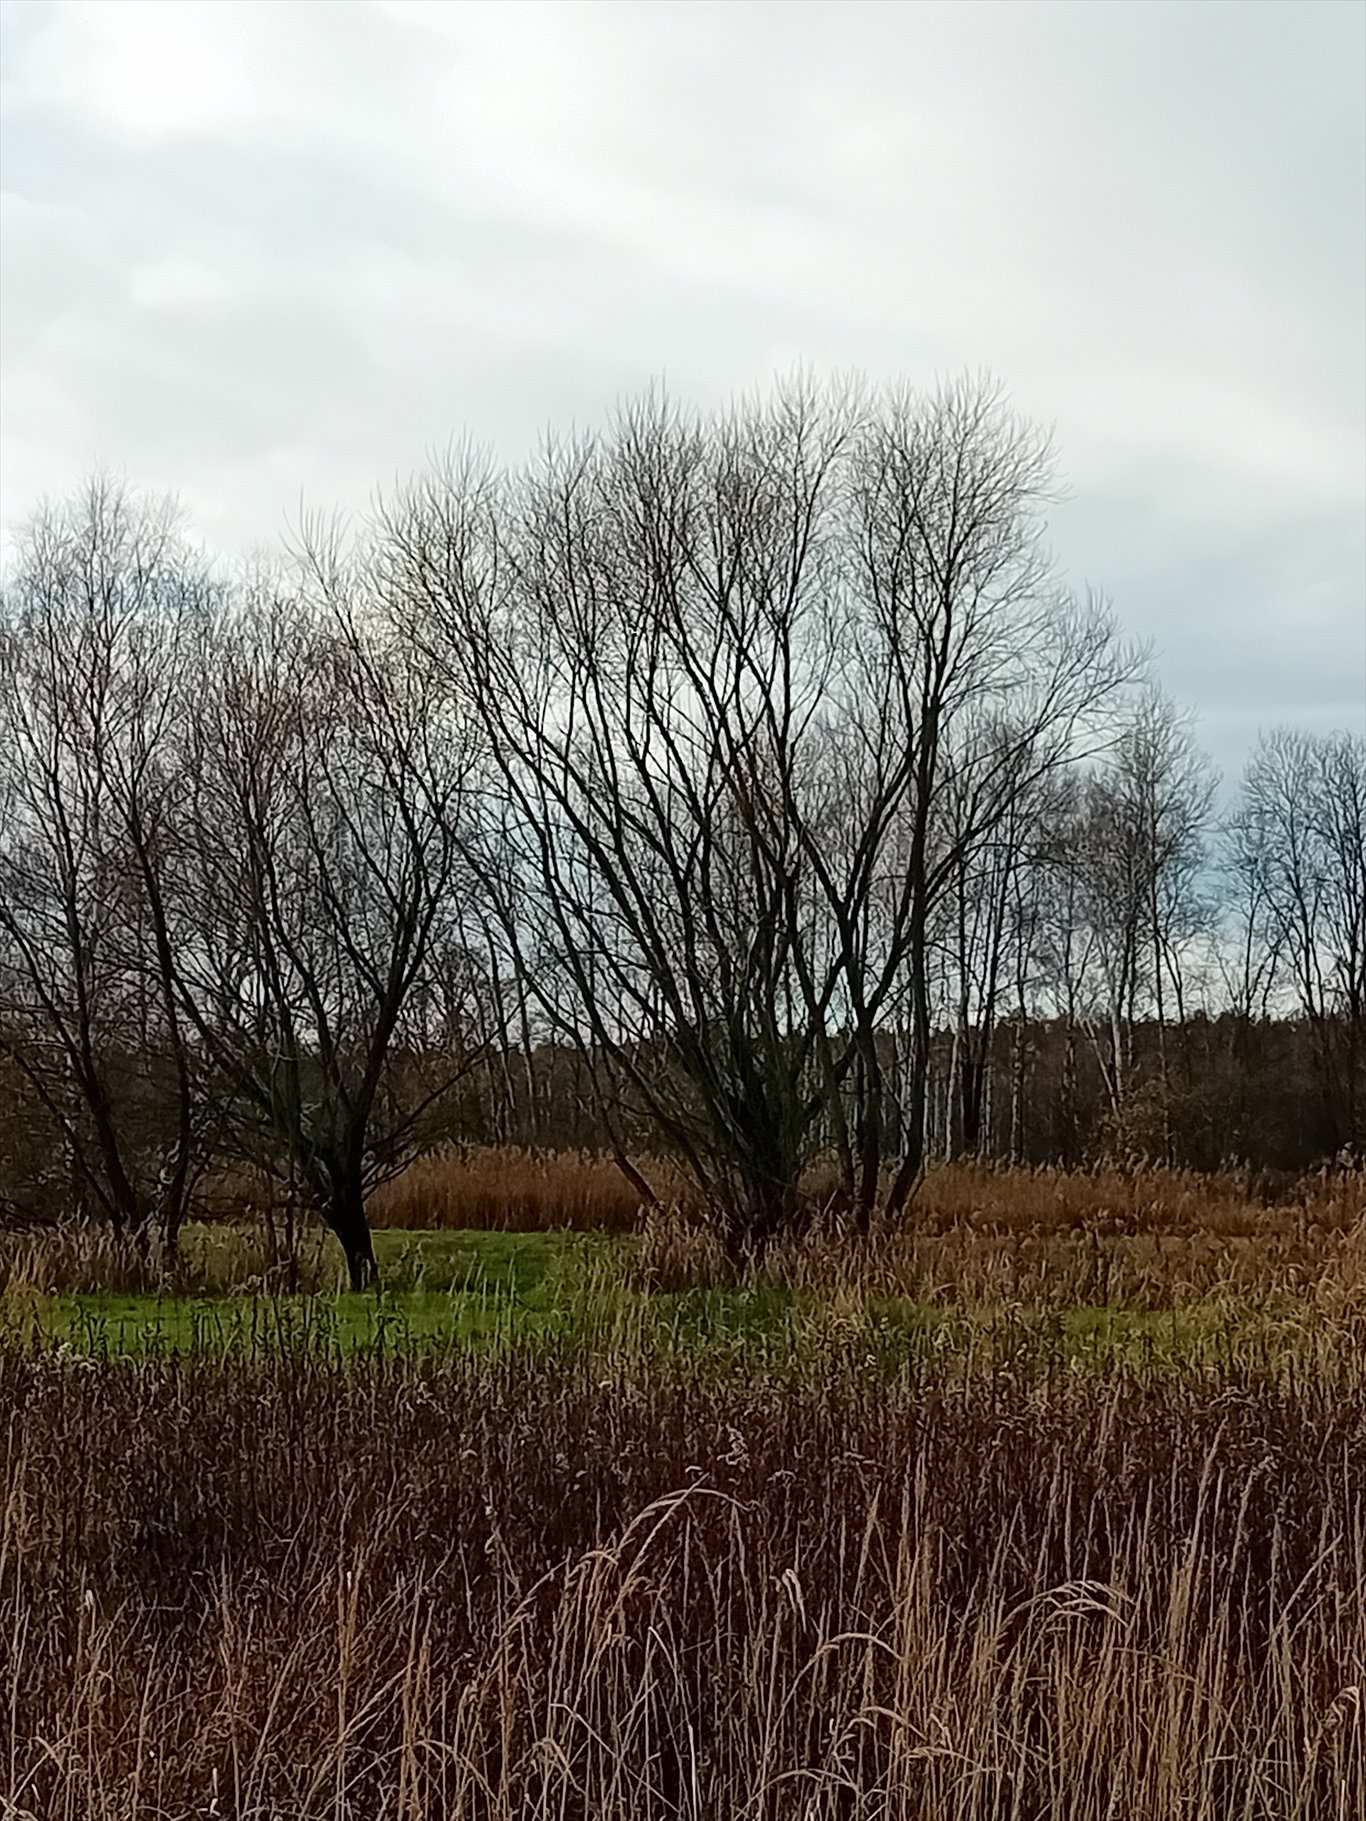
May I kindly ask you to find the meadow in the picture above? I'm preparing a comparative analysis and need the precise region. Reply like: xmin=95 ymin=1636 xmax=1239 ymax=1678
xmin=3 ymin=1157 xmax=1363 ymax=1819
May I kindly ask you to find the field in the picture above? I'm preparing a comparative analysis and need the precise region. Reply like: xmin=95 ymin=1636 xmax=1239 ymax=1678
xmin=3 ymin=1158 xmax=1364 ymax=1819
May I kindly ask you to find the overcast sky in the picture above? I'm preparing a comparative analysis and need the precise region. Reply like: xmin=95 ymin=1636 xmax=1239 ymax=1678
xmin=1 ymin=0 xmax=1362 ymax=776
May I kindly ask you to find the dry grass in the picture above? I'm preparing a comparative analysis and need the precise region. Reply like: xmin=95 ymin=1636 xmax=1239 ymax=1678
xmin=368 ymin=1145 xmax=650 ymax=1232
xmin=5 ymin=1161 xmax=1362 ymax=1817
xmin=3 ymin=1343 xmax=1363 ymax=1820
xmin=191 ymin=1149 xmax=1358 ymax=1245
xmin=631 ymin=1165 xmax=1366 ymax=1308
xmin=368 ymin=1150 xmax=1356 ymax=1239
xmin=0 ymin=1221 xmax=338 ymax=1299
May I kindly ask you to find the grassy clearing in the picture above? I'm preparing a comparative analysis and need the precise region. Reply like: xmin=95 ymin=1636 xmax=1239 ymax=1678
xmin=6 ymin=1229 xmax=580 ymax=1357
xmin=5 ymin=1222 xmax=1360 ymax=1377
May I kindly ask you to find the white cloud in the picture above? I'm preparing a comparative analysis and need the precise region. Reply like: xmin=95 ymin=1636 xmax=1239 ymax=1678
xmin=1 ymin=0 xmax=1361 ymax=773
xmin=127 ymin=254 xmax=246 ymax=313
xmin=5 ymin=0 xmax=267 ymax=140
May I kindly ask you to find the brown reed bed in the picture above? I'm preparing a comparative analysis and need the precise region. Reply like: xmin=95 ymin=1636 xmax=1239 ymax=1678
xmin=630 ymin=1167 xmax=1366 ymax=1310
xmin=7 ymin=1158 xmax=1360 ymax=1310
xmin=365 ymin=1150 xmax=1361 ymax=1251
xmin=196 ymin=1147 xmax=654 ymax=1234
xmin=0 ymin=1219 xmax=341 ymax=1300
xmin=368 ymin=1144 xmax=649 ymax=1232
xmin=3 ymin=1340 xmax=1362 ymax=1820
xmin=6 ymin=1163 xmax=1359 ymax=1815
xmin=365 ymin=1151 xmax=1357 ymax=1240
xmin=901 ymin=1158 xmax=1357 ymax=1232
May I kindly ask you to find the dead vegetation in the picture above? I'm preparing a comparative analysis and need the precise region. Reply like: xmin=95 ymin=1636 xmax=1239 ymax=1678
xmin=356 ymin=1147 xmax=1361 ymax=1239
xmin=4 ymin=1345 xmax=1362 ymax=1820
xmin=4 ymin=1157 xmax=1363 ymax=1818
xmin=367 ymin=1145 xmax=649 ymax=1232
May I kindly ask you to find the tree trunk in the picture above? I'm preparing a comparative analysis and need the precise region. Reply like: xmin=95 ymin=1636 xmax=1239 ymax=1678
xmin=852 ymin=1034 xmax=883 ymax=1235
xmin=325 ymin=1169 xmax=378 ymax=1291
xmin=960 ymin=1052 xmax=985 ymax=1156
xmin=885 ymin=998 xmax=930 ymax=1221
xmin=1009 ymin=1017 xmax=1026 ymax=1163
xmin=1061 ymin=1012 xmax=1079 ymax=1167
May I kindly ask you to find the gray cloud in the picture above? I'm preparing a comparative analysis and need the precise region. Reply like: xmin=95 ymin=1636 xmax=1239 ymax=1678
xmin=2 ymin=0 xmax=1362 ymax=775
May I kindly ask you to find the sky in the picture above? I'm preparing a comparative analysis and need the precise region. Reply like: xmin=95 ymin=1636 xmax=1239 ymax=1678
xmin=1 ymin=0 xmax=1363 ymax=778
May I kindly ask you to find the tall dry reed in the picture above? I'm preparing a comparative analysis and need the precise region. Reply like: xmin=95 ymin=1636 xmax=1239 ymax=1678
xmin=4 ymin=1341 xmax=1362 ymax=1819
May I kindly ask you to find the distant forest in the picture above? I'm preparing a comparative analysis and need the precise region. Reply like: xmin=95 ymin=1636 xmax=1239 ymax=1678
xmin=1 ymin=378 xmax=1361 ymax=1279
xmin=427 ymin=1013 xmax=1363 ymax=1181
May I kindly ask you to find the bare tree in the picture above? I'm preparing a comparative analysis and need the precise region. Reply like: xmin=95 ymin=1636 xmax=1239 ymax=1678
xmin=1025 ymin=770 xmax=1097 ymax=1162
xmin=0 ymin=479 xmax=216 ymax=1247
xmin=378 ymin=387 xmax=858 ymax=1254
xmin=1230 ymin=728 xmax=1366 ymax=1155
xmin=167 ymin=567 xmax=487 ymax=1287
xmin=1128 ymin=693 xmax=1218 ymax=1151
xmin=0 ymin=454 xmax=1357 ymax=1244
xmin=938 ymin=768 xmax=1043 ymax=1160
xmin=826 ymin=381 xmax=1135 ymax=1212
xmin=1057 ymin=692 xmax=1215 ymax=1149
xmin=380 ymin=377 xmax=1132 ymax=1248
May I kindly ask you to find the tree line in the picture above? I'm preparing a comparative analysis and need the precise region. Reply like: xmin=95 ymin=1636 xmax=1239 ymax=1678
xmin=1 ymin=378 xmax=1361 ymax=1282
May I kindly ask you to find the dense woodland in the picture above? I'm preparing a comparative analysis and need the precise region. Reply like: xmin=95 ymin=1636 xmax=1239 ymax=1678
xmin=1 ymin=378 xmax=1362 ymax=1281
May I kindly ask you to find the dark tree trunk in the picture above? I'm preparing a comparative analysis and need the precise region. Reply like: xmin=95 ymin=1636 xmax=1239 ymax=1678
xmin=885 ymin=1039 xmax=928 ymax=1223
xmin=960 ymin=1053 xmax=986 ymax=1156
xmin=852 ymin=1034 xmax=883 ymax=1236
xmin=323 ymin=1167 xmax=378 ymax=1291
xmin=884 ymin=908 xmax=932 ymax=1221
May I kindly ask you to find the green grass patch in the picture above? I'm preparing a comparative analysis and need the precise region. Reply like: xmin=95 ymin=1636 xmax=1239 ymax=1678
xmin=35 ymin=1231 xmax=613 ymax=1359
xmin=5 ymin=1226 xmax=1340 ymax=1374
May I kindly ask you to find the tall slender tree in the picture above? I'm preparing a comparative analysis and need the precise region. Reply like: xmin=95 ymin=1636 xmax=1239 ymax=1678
xmin=0 ymin=479 xmax=216 ymax=1248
